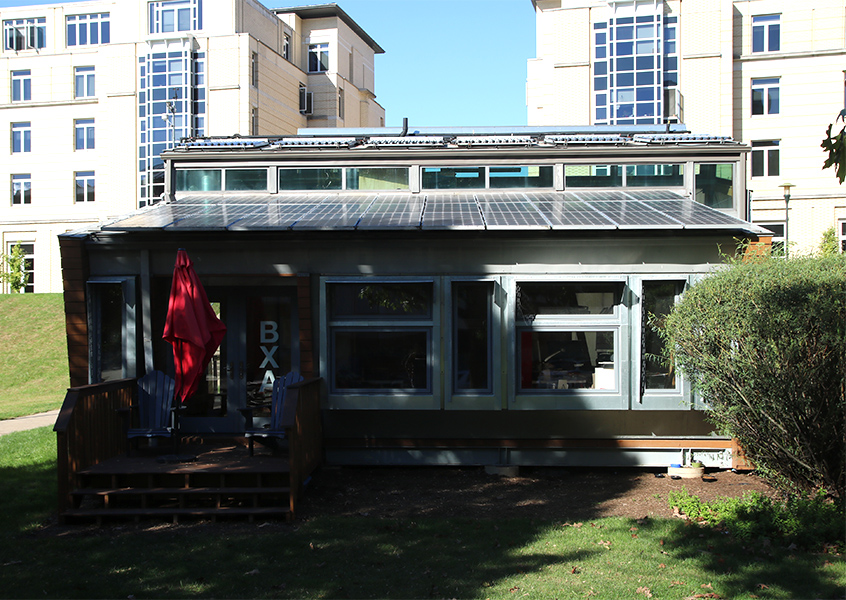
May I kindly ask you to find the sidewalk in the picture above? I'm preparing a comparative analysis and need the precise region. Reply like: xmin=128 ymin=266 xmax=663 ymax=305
xmin=0 ymin=410 xmax=60 ymax=436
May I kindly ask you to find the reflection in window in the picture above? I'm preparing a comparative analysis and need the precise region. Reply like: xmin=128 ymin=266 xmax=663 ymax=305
xmin=347 ymin=167 xmax=409 ymax=190
xmin=225 ymin=169 xmax=266 ymax=191
xmin=695 ymin=163 xmax=734 ymax=209
xmin=489 ymin=166 xmax=553 ymax=189
xmin=421 ymin=167 xmax=485 ymax=189
xmin=564 ymin=165 xmax=623 ymax=187
xmin=517 ymin=282 xmax=623 ymax=319
xmin=279 ymin=168 xmax=341 ymax=190
xmin=330 ymin=282 xmax=433 ymax=319
xmin=334 ymin=330 xmax=429 ymax=390
xmin=519 ymin=330 xmax=615 ymax=390
xmin=453 ymin=282 xmax=491 ymax=392
xmin=308 ymin=43 xmax=329 ymax=72
xmin=642 ymin=281 xmax=682 ymax=390
xmin=176 ymin=169 xmax=221 ymax=191
xmin=625 ymin=164 xmax=683 ymax=187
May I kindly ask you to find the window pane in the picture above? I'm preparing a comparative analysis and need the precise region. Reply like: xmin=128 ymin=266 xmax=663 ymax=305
xmin=642 ymin=281 xmax=682 ymax=390
xmin=333 ymin=330 xmax=429 ymax=390
xmin=489 ymin=166 xmax=554 ymax=188
xmin=330 ymin=282 xmax=433 ymax=319
xmin=516 ymin=282 xmax=624 ymax=318
xmin=625 ymin=164 xmax=683 ymax=187
xmin=768 ymin=87 xmax=779 ymax=114
xmin=453 ymin=282 xmax=491 ymax=392
xmin=346 ymin=167 xmax=409 ymax=190
xmin=176 ymin=169 xmax=221 ymax=191
xmin=751 ymin=150 xmax=764 ymax=177
xmin=278 ymin=168 xmax=341 ymax=190
xmin=99 ymin=284 xmax=124 ymax=381
xmin=519 ymin=330 xmax=615 ymax=390
xmin=695 ymin=163 xmax=734 ymax=209
xmin=564 ymin=164 xmax=623 ymax=187
xmin=224 ymin=169 xmax=266 ymax=191
xmin=421 ymin=167 xmax=485 ymax=189
xmin=751 ymin=88 xmax=763 ymax=115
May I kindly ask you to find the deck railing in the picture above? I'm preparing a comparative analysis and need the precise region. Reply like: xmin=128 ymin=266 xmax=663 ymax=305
xmin=54 ymin=379 xmax=136 ymax=517
xmin=281 ymin=377 xmax=323 ymax=514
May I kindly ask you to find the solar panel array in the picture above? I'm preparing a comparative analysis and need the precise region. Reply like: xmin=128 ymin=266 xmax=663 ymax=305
xmin=103 ymin=190 xmax=765 ymax=234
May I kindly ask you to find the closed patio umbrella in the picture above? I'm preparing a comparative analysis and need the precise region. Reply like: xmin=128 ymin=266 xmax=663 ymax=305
xmin=163 ymin=249 xmax=227 ymax=403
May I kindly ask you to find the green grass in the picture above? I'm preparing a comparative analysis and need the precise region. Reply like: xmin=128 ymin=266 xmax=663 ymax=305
xmin=1 ymin=429 xmax=844 ymax=599
xmin=0 ymin=293 xmax=68 ymax=419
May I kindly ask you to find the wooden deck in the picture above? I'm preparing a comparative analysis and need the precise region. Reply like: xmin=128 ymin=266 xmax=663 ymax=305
xmin=55 ymin=377 xmax=323 ymax=524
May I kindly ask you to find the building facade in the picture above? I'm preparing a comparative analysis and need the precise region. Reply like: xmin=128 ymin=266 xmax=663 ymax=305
xmin=60 ymin=126 xmax=772 ymax=468
xmin=527 ymin=0 xmax=846 ymax=254
xmin=1 ymin=0 xmax=384 ymax=293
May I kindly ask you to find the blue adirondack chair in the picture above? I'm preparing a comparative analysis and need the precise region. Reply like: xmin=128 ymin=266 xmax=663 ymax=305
xmin=119 ymin=370 xmax=178 ymax=455
xmin=239 ymin=371 xmax=303 ymax=456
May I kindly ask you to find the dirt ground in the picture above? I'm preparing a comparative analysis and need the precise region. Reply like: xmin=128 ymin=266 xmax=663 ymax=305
xmin=296 ymin=465 xmax=778 ymax=522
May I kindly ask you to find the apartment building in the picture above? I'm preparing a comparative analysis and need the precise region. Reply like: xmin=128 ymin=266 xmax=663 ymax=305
xmin=527 ymin=0 xmax=846 ymax=254
xmin=1 ymin=0 xmax=384 ymax=292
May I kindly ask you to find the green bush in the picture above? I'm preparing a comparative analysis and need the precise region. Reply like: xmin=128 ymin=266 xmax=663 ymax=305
xmin=668 ymin=487 xmax=844 ymax=549
xmin=660 ymin=253 xmax=846 ymax=498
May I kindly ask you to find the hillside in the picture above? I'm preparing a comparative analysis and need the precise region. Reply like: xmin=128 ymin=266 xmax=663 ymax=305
xmin=0 ymin=294 xmax=68 ymax=419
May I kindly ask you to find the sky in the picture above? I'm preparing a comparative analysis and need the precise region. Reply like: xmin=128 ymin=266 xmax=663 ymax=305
xmin=0 ymin=0 xmax=537 ymax=127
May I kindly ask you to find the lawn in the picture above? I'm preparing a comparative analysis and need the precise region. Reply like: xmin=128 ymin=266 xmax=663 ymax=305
xmin=1 ymin=428 xmax=844 ymax=599
xmin=0 ymin=293 xmax=68 ymax=419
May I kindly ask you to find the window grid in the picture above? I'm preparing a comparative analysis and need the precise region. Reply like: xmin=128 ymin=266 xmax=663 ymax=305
xmin=11 ymin=122 xmax=31 ymax=153
xmin=11 ymin=70 xmax=31 ymax=102
xmin=751 ymin=140 xmax=779 ymax=177
xmin=308 ymin=43 xmax=329 ymax=73
xmin=138 ymin=50 xmax=206 ymax=206
xmin=75 ymin=66 xmax=95 ymax=98
xmin=75 ymin=171 xmax=95 ymax=202
xmin=752 ymin=15 xmax=780 ymax=53
xmin=75 ymin=119 xmax=95 ymax=150
xmin=3 ymin=17 xmax=46 ymax=51
xmin=594 ymin=10 xmax=676 ymax=126
xmin=67 ymin=13 xmax=110 ymax=47
xmin=752 ymin=77 xmax=780 ymax=115
xmin=148 ymin=0 xmax=202 ymax=34
xmin=11 ymin=174 xmax=31 ymax=205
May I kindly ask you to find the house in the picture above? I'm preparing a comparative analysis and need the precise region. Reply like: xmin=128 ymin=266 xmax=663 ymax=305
xmin=1 ymin=0 xmax=384 ymax=293
xmin=58 ymin=125 xmax=770 ymax=475
xmin=527 ymin=0 xmax=846 ymax=255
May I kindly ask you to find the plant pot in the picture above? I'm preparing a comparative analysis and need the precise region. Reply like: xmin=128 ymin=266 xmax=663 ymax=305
xmin=667 ymin=465 xmax=704 ymax=479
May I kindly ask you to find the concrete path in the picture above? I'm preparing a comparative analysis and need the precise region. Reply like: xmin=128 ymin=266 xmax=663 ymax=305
xmin=0 ymin=410 xmax=59 ymax=436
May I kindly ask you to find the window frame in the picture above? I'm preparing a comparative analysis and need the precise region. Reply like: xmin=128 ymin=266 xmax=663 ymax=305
xmin=75 ymin=171 xmax=95 ymax=203
xmin=3 ymin=17 xmax=46 ymax=51
xmin=751 ymin=140 xmax=780 ymax=178
xmin=11 ymin=70 xmax=31 ymax=102
xmin=148 ymin=0 xmax=201 ymax=35
xmin=74 ymin=66 xmax=95 ymax=98
xmin=752 ymin=14 xmax=780 ymax=53
xmin=74 ymin=118 xmax=95 ymax=150
xmin=66 ymin=12 xmax=110 ymax=47
xmin=11 ymin=122 xmax=31 ymax=153
xmin=751 ymin=77 xmax=780 ymax=115
xmin=11 ymin=173 xmax=31 ymax=205
xmin=308 ymin=43 xmax=329 ymax=73
xmin=5 ymin=241 xmax=34 ymax=293
xmin=87 ymin=278 xmax=138 ymax=382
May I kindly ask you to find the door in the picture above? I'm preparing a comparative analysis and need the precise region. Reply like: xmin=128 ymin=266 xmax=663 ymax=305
xmin=179 ymin=286 xmax=299 ymax=433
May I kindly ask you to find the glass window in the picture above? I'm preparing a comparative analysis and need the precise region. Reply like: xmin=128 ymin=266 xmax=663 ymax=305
xmin=751 ymin=78 xmax=779 ymax=115
xmin=759 ymin=222 xmax=785 ymax=256
xmin=299 ymin=84 xmax=312 ymax=115
xmin=224 ymin=169 xmax=267 ymax=191
xmin=519 ymin=330 xmax=615 ymax=391
xmin=489 ymin=166 xmax=554 ymax=189
xmin=329 ymin=281 xmax=434 ymax=392
xmin=11 ymin=174 xmax=31 ymax=205
xmin=564 ymin=165 xmax=623 ymax=187
xmin=11 ymin=70 xmax=31 ymax=102
xmin=625 ymin=164 xmax=684 ymax=186
xmin=11 ymin=122 xmax=31 ymax=153
xmin=642 ymin=281 xmax=683 ymax=390
xmin=250 ymin=51 xmax=258 ymax=88
xmin=421 ymin=167 xmax=485 ymax=189
xmin=517 ymin=282 xmax=624 ymax=318
xmin=839 ymin=220 xmax=845 ymax=253
xmin=308 ymin=43 xmax=329 ymax=73
xmin=148 ymin=0 xmax=200 ymax=34
xmin=176 ymin=169 xmax=221 ymax=191
xmin=751 ymin=140 xmax=780 ymax=177
xmin=75 ymin=66 xmax=95 ymax=98
xmin=4 ymin=17 xmax=46 ymax=51
xmin=6 ymin=242 xmax=34 ymax=293
xmin=75 ymin=171 xmax=95 ymax=202
xmin=278 ymin=168 xmax=341 ymax=190
xmin=282 ymin=34 xmax=290 ymax=60
xmin=67 ymin=13 xmax=109 ymax=47
xmin=75 ymin=119 xmax=95 ymax=150
xmin=346 ymin=167 xmax=409 ymax=190
xmin=752 ymin=15 xmax=780 ymax=53
xmin=695 ymin=163 xmax=734 ymax=209
xmin=453 ymin=282 xmax=491 ymax=393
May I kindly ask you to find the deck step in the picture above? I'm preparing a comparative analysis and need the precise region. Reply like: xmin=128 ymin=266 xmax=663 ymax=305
xmin=71 ymin=486 xmax=291 ymax=497
xmin=62 ymin=506 xmax=291 ymax=522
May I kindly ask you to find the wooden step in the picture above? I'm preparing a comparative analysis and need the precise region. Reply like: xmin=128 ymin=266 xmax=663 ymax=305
xmin=71 ymin=486 xmax=291 ymax=497
xmin=62 ymin=505 xmax=291 ymax=523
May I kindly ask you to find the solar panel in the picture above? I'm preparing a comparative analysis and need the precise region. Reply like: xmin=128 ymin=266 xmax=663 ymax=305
xmin=623 ymin=189 xmax=687 ymax=201
xmin=476 ymin=192 xmax=549 ymax=229
xmin=422 ymin=194 xmax=485 ymax=230
xmin=642 ymin=200 xmax=750 ymax=229
xmin=292 ymin=194 xmax=376 ymax=229
xmin=585 ymin=200 xmax=683 ymax=229
xmin=357 ymin=194 xmax=425 ymax=229
xmin=528 ymin=192 xmax=616 ymax=229
xmin=229 ymin=196 xmax=328 ymax=230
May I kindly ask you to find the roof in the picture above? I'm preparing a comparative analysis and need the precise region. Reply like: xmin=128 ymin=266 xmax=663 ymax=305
xmin=273 ymin=3 xmax=384 ymax=54
xmin=101 ymin=190 xmax=769 ymax=235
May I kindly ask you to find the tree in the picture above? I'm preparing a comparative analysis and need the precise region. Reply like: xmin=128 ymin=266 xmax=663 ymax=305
xmin=818 ymin=226 xmax=840 ymax=257
xmin=0 ymin=242 xmax=29 ymax=293
xmin=821 ymin=110 xmax=846 ymax=183
xmin=659 ymin=253 xmax=846 ymax=498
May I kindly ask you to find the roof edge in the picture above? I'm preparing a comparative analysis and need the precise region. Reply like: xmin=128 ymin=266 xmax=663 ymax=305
xmin=273 ymin=3 xmax=384 ymax=54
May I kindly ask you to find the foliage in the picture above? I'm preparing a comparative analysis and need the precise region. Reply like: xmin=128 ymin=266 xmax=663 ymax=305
xmin=0 ymin=293 xmax=68 ymax=419
xmin=821 ymin=111 xmax=846 ymax=183
xmin=818 ymin=226 xmax=840 ymax=256
xmin=668 ymin=487 xmax=844 ymax=550
xmin=0 ymin=242 xmax=28 ymax=293
xmin=659 ymin=253 xmax=846 ymax=498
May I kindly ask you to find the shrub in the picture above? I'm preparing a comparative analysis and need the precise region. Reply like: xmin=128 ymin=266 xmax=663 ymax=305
xmin=660 ymin=253 xmax=846 ymax=498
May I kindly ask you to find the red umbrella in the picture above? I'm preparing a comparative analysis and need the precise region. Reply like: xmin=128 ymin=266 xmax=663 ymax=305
xmin=163 ymin=249 xmax=227 ymax=403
